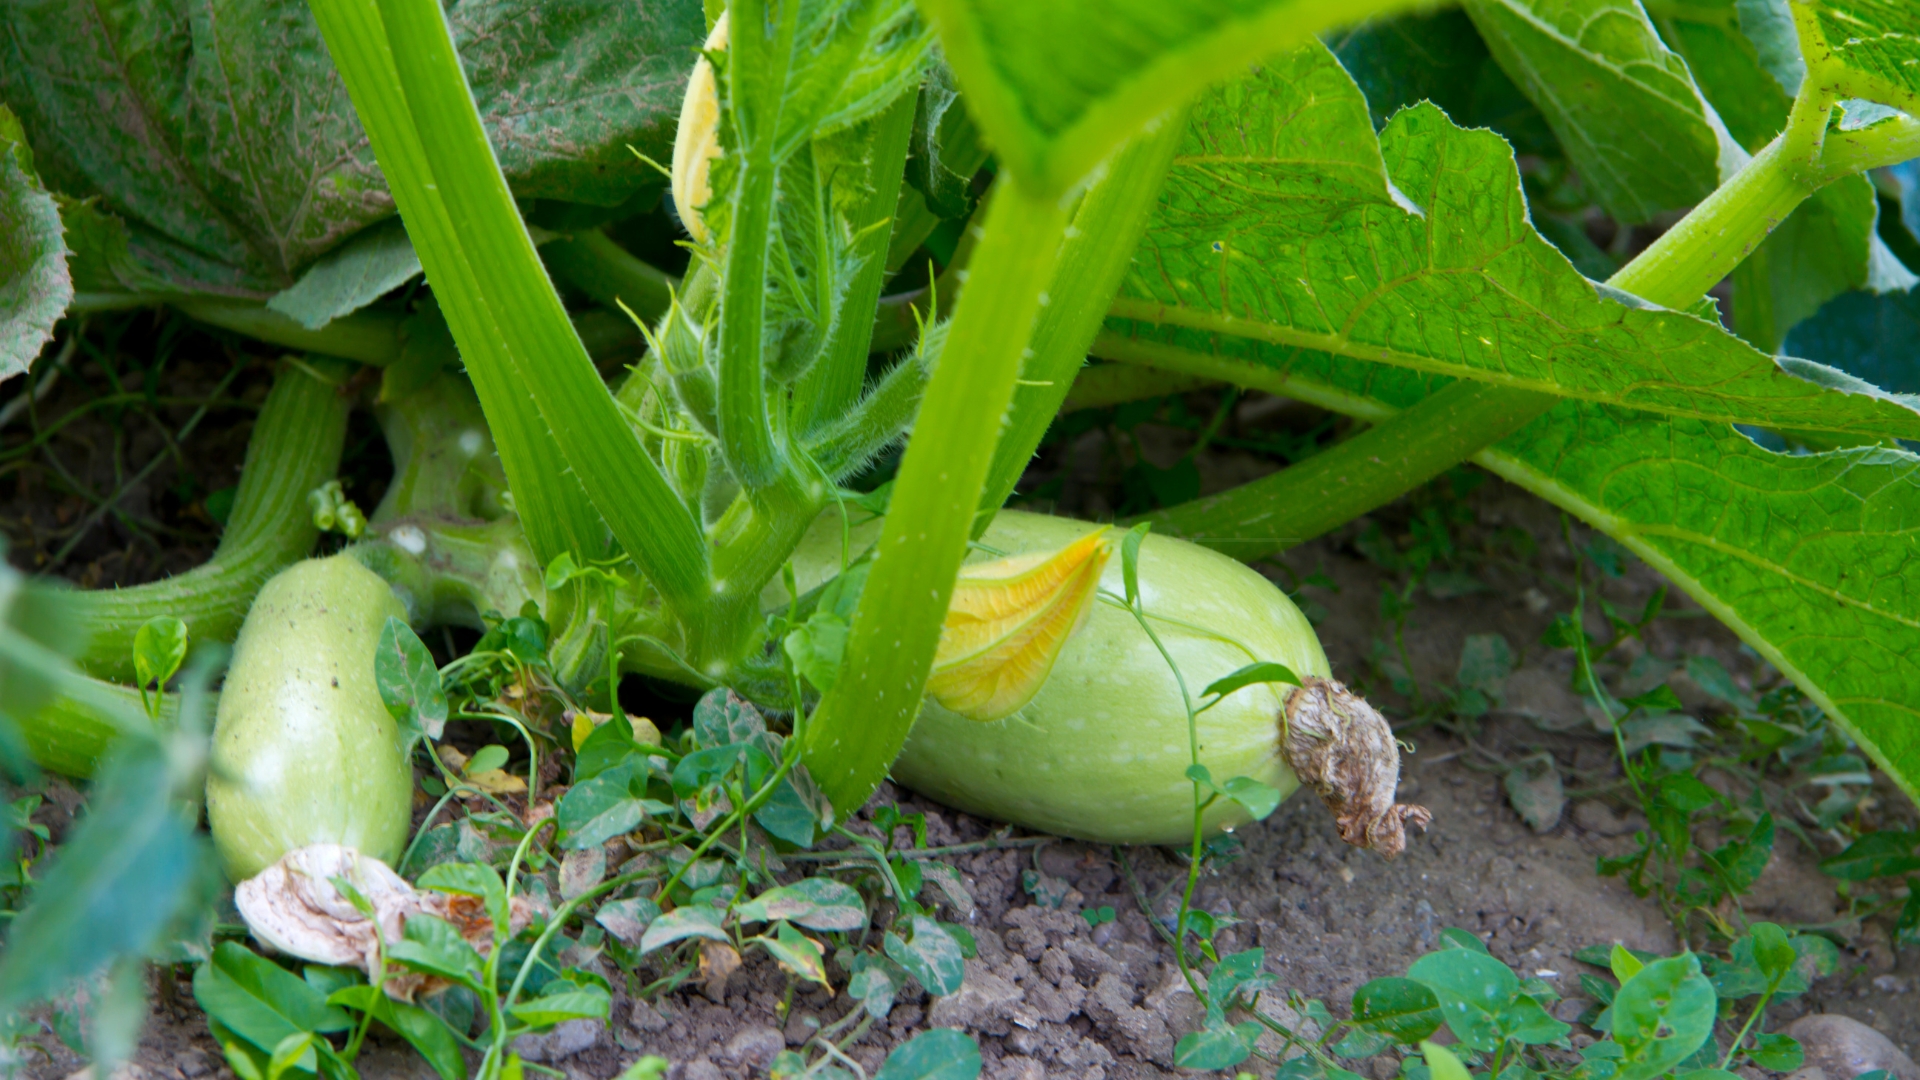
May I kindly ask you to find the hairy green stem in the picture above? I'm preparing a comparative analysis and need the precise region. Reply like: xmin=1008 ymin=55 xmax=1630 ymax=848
xmin=1134 ymin=380 xmax=1555 ymax=558
xmin=716 ymin=0 xmax=797 ymax=490
xmin=792 ymin=92 xmax=920 ymax=435
xmin=977 ymin=109 xmax=1189 ymax=524
xmin=178 ymin=300 xmax=412 ymax=365
xmin=800 ymin=175 xmax=1071 ymax=815
xmin=69 ymin=360 xmax=350 ymax=680
xmin=16 ymin=682 xmax=180 ymax=778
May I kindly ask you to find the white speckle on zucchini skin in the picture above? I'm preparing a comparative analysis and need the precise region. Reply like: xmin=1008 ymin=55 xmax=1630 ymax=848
xmin=783 ymin=510 xmax=1330 ymax=846
xmin=206 ymin=555 xmax=414 ymax=882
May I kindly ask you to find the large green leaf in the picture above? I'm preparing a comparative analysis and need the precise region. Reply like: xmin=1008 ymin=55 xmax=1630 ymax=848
xmin=1652 ymin=0 xmax=1914 ymax=353
xmin=0 ymin=0 xmax=703 ymax=297
xmin=1109 ymin=46 xmax=1920 ymax=440
xmin=917 ymin=0 xmax=1432 ymax=199
xmin=1801 ymin=0 xmax=1920 ymax=113
xmin=1097 ymin=325 xmax=1920 ymax=802
xmin=1463 ymin=0 xmax=1729 ymax=224
xmin=0 ymin=105 xmax=70 ymax=382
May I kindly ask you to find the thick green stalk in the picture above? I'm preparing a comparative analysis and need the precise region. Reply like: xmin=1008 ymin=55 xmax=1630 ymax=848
xmin=1133 ymin=380 xmax=1554 ymax=557
xmin=17 ymin=684 xmax=181 ymax=779
xmin=178 ymin=300 xmax=408 ymax=365
xmin=792 ymin=91 xmax=920 ymax=435
xmin=308 ymin=0 xmax=607 ymax=571
xmin=70 ymin=360 xmax=349 ymax=680
xmin=541 ymin=230 xmax=677 ymax=326
xmin=1606 ymin=136 xmax=1811 ymax=309
xmin=800 ymin=175 xmax=1071 ymax=814
xmin=976 ymin=110 xmax=1189 ymax=524
xmin=348 ymin=0 xmax=712 ymax=613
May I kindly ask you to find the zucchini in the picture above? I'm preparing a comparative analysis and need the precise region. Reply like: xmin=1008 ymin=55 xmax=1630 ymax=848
xmin=205 ymin=556 xmax=413 ymax=881
xmin=786 ymin=510 xmax=1328 ymax=845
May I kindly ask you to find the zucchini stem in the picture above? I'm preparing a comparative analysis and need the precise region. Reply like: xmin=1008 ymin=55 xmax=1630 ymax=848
xmin=70 ymin=359 xmax=351 ymax=681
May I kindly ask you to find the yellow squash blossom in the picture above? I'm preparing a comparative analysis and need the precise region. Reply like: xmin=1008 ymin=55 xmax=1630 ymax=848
xmin=671 ymin=12 xmax=728 ymax=245
xmin=926 ymin=528 xmax=1113 ymax=722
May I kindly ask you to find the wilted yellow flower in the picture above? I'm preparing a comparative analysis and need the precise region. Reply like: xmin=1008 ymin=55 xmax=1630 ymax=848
xmin=671 ymin=12 xmax=728 ymax=245
xmin=927 ymin=528 xmax=1113 ymax=722
xmin=570 ymin=709 xmax=663 ymax=751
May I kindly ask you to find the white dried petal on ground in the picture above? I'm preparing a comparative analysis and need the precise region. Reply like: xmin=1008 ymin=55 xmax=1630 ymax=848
xmin=235 ymin=843 xmax=534 ymax=999
xmin=1281 ymin=677 xmax=1432 ymax=857
xmin=234 ymin=843 xmax=414 ymax=973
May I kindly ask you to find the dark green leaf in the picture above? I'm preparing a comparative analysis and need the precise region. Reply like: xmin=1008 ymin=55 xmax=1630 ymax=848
xmin=872 ymin=1028 xmax=981 ymax=1080
xmin=386 ymin=914 xmax=486 ymax=993
xmin=692 ymin=688 xmax=768 ymax=750
xmin=737 ymin=878 xmax=869 ymax=932
xmin=1611 ymin=954 xmax=1717 ymax=1080
xmin=474 ymin=614 xmax=548 ymax=665
xmin=1786 ymin=282 xmax=1920 ymax=397
xmin=1351 ymin=977 xmax=1445 ymax=1044
xmin=884 ymin=915 xmax=965 ymax=996
xmin=1328 ymin=8 xmax=1556 ymax=153
xmin=417 ymin=862 xmax=509 ymax=937
xmin=509 ymin=986 xmax=611 ymax=1028
xmin=572 ymin=714 xmax=643 ymax=783
xmin=639 ymin=905 xmax=729 ymax=954
xmin=1199 ymin=661 xmax=1302 ymax=703
xmin=557 ymin=760 xmax=659 ymax=850
xmin=1791 ymin=934 xmax=1841 ymax=981
xmin=327 ymin=985 xmax=465 ymax=1080
xmin=0 ymin=104 xmax=69 ymax=382
xmin=0 ymin=0 xmax=705 ymax=296
xmin=1173 ymin=1016 xmax=1260 ymax=1070
xmin=1750 ymin=922 xmax=1797 ymax=982
xmin=1819 ymin=831 xmax=1920 ymax=880
xmin=192 ymin=943 xmax=352 ymax=1059
xmin=376 ymin=617 xmax=447 ymax=743
xmin=132 ymin=617 xmax=189 ymax=693
xmin=1749 ymin=1032 xmax=1804 ymax=1071
xmin=1408 ymin=948 xmax=1523 ymax=1052
xmin=1207 ymin=949 xmax=1271 ymax=1012
xmin=849 ymin=958 xmax=900 ymax=1020
xmin=594 ymin=896 xmax=661 ymax=946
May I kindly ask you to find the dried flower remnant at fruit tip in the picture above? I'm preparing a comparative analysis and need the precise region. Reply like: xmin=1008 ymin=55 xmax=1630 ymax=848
xmin=234 ymin=843 xmax=534 ymax=1000
xmin=1282 ymin=676 xmax=1431 ymax=857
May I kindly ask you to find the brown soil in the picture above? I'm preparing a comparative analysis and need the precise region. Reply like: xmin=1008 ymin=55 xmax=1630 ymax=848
xmin=5 ymin=370 xmax=1916 ymax=1080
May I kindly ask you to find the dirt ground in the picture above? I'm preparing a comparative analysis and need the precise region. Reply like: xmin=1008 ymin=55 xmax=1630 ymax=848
xmin=6 ymin=365 xmax=1917 ymax=1080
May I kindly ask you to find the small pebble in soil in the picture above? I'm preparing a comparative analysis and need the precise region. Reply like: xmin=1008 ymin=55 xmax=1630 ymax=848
xmin=1784 ymin=1014 xmax=1920 ymax=1080
xmin=724 ymin=1025 xmax=786 ymax=1068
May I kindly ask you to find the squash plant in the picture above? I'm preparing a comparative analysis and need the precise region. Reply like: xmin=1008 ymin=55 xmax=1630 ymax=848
xmin=5 ymin=0 xmax=1920 ymax=1074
